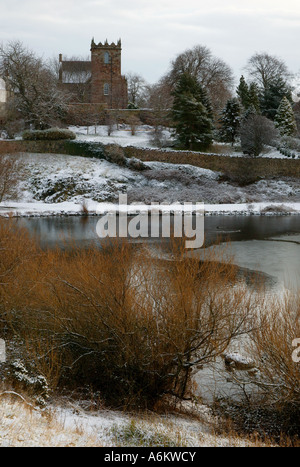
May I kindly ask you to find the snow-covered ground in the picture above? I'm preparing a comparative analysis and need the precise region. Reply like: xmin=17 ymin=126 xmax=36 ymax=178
xmin=68 ymin=124 xmax=173 ymax=149
xmin=2 ymin=199 xmax=300 ymax=218
xmin=67 ymin=124 xmax=300 ymax=159
xmin=0 ymin=125 xmax=300 ymax=217
xmin=0 ymin=149 xmax=300 ymax=217
xmin=0 ymin=394 xmax=264 ymax=447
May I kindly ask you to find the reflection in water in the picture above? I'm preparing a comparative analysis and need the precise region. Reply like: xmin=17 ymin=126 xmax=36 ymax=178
xmin=15 ymin=214 xmax=300 ymax=291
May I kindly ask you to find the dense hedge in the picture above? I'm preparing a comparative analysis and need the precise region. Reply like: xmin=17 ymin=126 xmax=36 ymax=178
xmin=22 ymin=128 xmax=76 ymax=141
xmin=63 ymin=140 xmax=106 ymax=159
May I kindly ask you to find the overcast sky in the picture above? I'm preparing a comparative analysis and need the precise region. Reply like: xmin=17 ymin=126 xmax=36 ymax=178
xmin=1 ymin=0 xmax=299 ymax=85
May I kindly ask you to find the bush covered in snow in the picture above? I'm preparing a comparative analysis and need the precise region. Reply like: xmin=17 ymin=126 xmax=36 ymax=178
xmin=7 ymin=360 xmax=50 ymax=407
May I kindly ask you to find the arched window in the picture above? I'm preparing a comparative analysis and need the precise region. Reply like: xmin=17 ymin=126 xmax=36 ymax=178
xmin=104 ymin=52 xmax=110 ymax=64
xmin=103 ymin=83 xmax=110 ymax=95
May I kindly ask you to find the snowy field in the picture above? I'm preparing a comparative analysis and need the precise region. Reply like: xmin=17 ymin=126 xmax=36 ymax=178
xmin=68 ymin=124 xmax=167 ymax=149
xmin=68 ymin=124 xmax=300 ymax=159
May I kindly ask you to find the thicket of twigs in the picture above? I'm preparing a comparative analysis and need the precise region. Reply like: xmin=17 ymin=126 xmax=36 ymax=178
xmin=0 ymin=219 xmax=256 ymax=405
xmin=0 ymin=155 xmax=20 ymax=202
xmin=215 ymin=292 xmax=300 ymax=443
xmin=0 ymin=218 xmax=299 ymax=443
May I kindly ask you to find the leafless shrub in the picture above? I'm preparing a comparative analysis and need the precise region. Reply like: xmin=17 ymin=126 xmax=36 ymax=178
xmin=3 ymin=118 xmax=25 ymax=139
xmin=0 ymin=219 xmax=39 ymax=337
xmin=240 ymin=114 xmax=278 ymax=157
xmin=103 ymin=144 xmax=127 ymax=166
xmin=105 ymin=112 xmax=116 ymax=136
xmin=127 ymin=115 xmax=141 ymax=135
xmin=126 ymin=157 xmax=148 ymax=171
xmin=0 ymin=155 xmax=21 ymax=202
xmin=148 ymin=127 xmax=171 ymax=148
xmin=215 ymin=291 xmax=300 ymax=442
xmin=80 ymin=199 xmax=89 ymax=215
xmin=248 ymin=293 xmax=300 ymax=407
xmin=0 ymin=224 xmax=258 ymax=409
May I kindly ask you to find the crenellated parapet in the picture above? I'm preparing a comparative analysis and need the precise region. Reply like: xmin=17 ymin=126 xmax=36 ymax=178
xmin=91 ymin=38 xmax=122 ymax=50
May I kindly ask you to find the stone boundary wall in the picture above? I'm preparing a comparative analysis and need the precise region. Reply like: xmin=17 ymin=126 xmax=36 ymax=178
xmin=1 ymin=139 xmax=300 ymax=178
xmin=123 ymin=146 xmax=300 ymax=178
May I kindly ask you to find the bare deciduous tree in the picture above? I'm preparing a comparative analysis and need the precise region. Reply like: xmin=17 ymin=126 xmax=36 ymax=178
xmin=165 ymin=45 xmax=234 ymax=115
xmin=147 ymin=78 xmax=173 ymax=128
xmin=0 ymin=40 xmax=68 ymax=129
xmin=245 ymin=52 xmax=292 ymax=91
xmin=240 ymin=113 xmax=278 ymax=157
xmin=126 ymin=72 xmax=148 ymax=108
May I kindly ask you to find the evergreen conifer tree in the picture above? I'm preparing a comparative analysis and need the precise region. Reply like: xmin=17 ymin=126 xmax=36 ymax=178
xmin=274 ymin=96 xmax=297 ymax=136
xmin=248 ymin=82 xmax=261 ymax=113
xmin=237 ymin=75 xmax=250 ymax=109
xmin=260 ymin=77 xmax=293 ymax=120
xmin=219 ymin=98 xmax=241 ymax=144
xmin=171 ymin=72 xmax=214 ymax=150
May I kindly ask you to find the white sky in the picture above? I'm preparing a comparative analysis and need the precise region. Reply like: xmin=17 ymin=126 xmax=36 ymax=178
xmin=1 ymin=0 xmax=300 ymax=85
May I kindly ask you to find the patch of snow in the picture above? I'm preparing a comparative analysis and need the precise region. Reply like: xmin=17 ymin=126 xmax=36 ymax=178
xmin=67 ymin=125 xmax=300 ymax=159
xmin=68 ymin=124 xmax=174 ymax=149
xmin=1 ymin=200 xmax=300 ymax=218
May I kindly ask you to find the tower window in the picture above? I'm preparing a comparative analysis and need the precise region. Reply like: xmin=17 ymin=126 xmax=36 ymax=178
xmin=104 ymin=83 xmax=110 ymax=95
xmin=104 ymin=52 xmax=110 ymax=64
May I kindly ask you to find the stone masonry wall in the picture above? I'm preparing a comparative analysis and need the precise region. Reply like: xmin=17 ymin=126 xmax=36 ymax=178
xmin=1 ymin=139 xmax=300 ymax=179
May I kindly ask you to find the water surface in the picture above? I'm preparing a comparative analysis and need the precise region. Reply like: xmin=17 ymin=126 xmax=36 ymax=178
xmin=16 ymin=214 xmax=300 ymax=291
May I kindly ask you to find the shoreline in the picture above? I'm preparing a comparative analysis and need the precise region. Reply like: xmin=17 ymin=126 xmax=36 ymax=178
xmin=1 ymin=201 xmax=300 ymax=218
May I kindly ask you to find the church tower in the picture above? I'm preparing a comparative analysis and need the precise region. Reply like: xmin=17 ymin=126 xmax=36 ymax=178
xmin=90 ymin=39 xmax=128 ymax=108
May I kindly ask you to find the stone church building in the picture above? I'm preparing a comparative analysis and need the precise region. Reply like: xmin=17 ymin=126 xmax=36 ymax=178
xmin=58 ymin=39 xmax=128 ymax=109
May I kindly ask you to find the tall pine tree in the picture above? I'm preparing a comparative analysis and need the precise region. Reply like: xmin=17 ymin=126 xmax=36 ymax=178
xmin=171 ymin=72 xmax=214 ymax=150
xmin=260 ymin=77 xmax=293 ymax=120
xmin=237 ymin=75 xmax=249 ymax=109
xmin=248 ymin=82 xmax=261 ymax=113
xmin=274 ymin=96 xmax=297 ymax=136
xmin=219 ymin=98 xmax=241 ymax=145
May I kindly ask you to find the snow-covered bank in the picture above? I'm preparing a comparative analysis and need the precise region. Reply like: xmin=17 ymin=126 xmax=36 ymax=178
xmin=0 ymin=395 xmax=265 ymax=447
xmin=205 ymin=202 xmax=300 ymax=215
xmin=1 ymin=200 xmax=300 ymax=218
xmin=1 ymin=151 xmax=300 ymax=217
